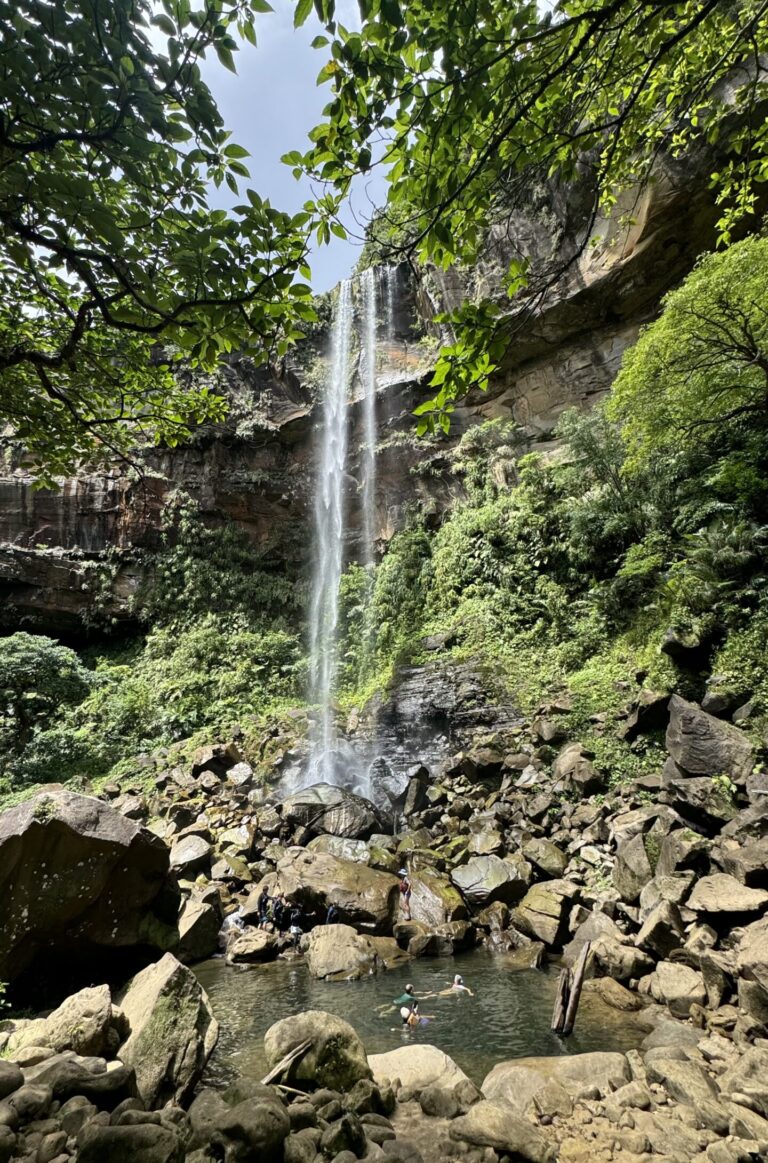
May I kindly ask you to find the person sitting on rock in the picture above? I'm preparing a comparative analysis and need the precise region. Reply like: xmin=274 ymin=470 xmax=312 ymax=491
xmin=398 ymin=868 xmax=412 ymax=921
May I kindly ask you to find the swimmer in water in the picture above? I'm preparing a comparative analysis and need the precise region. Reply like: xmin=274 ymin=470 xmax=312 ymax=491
xmin=439 ymin=973 xmax=474 ymax=997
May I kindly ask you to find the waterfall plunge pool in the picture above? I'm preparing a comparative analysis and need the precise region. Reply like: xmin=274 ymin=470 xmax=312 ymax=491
xmin=194 ymin=949 xmax=649 ymax=1087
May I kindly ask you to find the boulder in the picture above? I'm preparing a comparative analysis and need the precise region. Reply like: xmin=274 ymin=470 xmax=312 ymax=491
xmin=483 ymin=1053 xmax=630 ymax=1105
xmin=513 ymin=879 xmax=580 ymax=948
xmin=0 ymin=791 xmax=176 ymax=984
xmin=552 ymin=743 xmax=605 ymax=795
xmin=225 ymin=929 xmax=278 ymax=965
xmin=719 ymin=1046 xmax=768 ymax=1116
xmin=403 ymin=768 xmax=430 ymax=817
xmin=191 ymin=743 xmax=243 ymax=778
xmin=666 ymin=694 xmax=754 ymax=782
xmin=409 ymin=871 xmax=467 ymax=928
xmin=249 ymin=848 xmax=399 ymax=933
xmin=169 ymin=835 xmax=212 ymax=877
xmin=722 ymin=838 xmax=768 ymax=887
xmin=449 ymin=1101 xmax=554 ymax=1163
xmin=211 ymin=1095 xmax=290 ymax=1162
xmin=735 ymin=916 xmax=768 ymax=1020
xmin=281 ymin=784 xmax=381 ymax=840
xmin=613 ymin=833 xmax=653 ymax=903
xmin=635 ymin=900 xmax=685 ymax=959
xmin=647 ymin=961 xmax=707 ymax=1017
xmin=77 ymin=1123 xmax=184 ymax=1163
xmin=522 ymin=838 xmax=568 ymax=879
xmin=688 ymin=874 xmax=768 ymax=916
xmin=304 ymin=924 xmax=381 ymax=980
xmin=368 ymin=1045 xmax=470 ymax=1091
xmin=451 ymin=854 xmax=531 ymax=906
xmin=307 ymin=835 xmax=372 ymax=864
xmin=661 ymin=760 xmax=738 ymax=828
xmin=264 ymin=1011 xmax=371 ymax=1091
xmin=117 ymin=953 xmax=218 ymax=1107
xmin=176 ymin=899 xmax=221 ymax=964
xmin=5 ymin=984 xmax=114 ymax=1058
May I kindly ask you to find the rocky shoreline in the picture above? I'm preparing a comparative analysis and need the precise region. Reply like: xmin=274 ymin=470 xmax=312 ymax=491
xmin=1 ymin=680 xmax=767 ymax=1160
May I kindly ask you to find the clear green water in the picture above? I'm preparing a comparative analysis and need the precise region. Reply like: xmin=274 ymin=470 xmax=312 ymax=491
xmin=195 ymin=950 xmax=646 ymax=1087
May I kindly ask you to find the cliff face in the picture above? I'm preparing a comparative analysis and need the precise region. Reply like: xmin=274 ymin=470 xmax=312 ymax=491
xmin=0 ymin=156 xmax=727 ymax=636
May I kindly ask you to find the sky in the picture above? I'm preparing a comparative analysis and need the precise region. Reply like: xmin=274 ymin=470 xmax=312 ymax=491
xmin=198 ymin=1 xmax=388 ymax=293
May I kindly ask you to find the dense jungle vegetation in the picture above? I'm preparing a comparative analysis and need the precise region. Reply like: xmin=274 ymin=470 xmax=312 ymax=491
xmin=3 ymin=1 xmax=768 ymax=793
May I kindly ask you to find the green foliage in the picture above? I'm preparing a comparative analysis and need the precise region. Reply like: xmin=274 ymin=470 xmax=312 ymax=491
xmin=12 ymin=616 xmax=305 ymax=785
xmin=297 ymin=0 xmax=768 ymax=423
xmin=138 ymin=493 xmax=300 ymax=627
xmin=0 ymin=0 xmax=317 ymax=481
xmin=609 ymin=237 xmax=768 ymax=464
xmin=0 ymin=634 xmax=93 ymax=768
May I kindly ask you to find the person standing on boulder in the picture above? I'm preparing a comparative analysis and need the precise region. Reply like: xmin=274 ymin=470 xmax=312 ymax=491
xmin=398 ymin=868 xmax=412 ymax=921
xmin=257 ymin=885 xmax=270 ymax=927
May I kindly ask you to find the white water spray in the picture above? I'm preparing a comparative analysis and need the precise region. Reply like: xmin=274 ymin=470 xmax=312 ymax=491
xmin=308 ymin=278 xmax=353 ymax=782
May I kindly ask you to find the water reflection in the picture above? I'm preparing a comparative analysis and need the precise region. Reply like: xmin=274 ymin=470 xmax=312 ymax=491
xmin=195 ymin=950 xmax=645 ymax=1086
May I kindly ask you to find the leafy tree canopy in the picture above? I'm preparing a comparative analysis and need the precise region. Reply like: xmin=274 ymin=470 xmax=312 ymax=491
xmin=608 ymin=236 xmax=768 ymax=464
xmin=0 ymin=632 xmax=93 ymax=761
xmin=296 ymin=0 xmax=768 ymax=428
xmin=0 ymin=0 xmax=318 ymax=483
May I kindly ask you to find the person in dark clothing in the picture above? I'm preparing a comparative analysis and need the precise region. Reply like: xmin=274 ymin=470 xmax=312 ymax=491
xmin=257 ymin=886 xmax=270 ymax=926
xmin=325 ymin=903 xmax=338 ymax=925
xmin=289 ymin=906 xmax=302 ymax=948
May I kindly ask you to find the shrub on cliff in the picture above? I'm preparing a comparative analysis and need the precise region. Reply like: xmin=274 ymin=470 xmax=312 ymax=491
xmin=0 ymin=634 xmax=93 ymax=771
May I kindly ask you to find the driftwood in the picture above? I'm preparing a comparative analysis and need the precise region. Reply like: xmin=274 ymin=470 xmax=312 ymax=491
xmin=551 ymin=941 xmax=591 ymax=1037
xmin=551 ymin=967 xmax=571 ymax=1035
xmin=260 ymin=1037 xmax=313 ymax=1085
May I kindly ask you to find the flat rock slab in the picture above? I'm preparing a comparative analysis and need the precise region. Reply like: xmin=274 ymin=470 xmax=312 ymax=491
xmin=369 ymin=1045 xmax=470 ymax=1092
xmin=688 ymin=874 xmax=768 ymax=914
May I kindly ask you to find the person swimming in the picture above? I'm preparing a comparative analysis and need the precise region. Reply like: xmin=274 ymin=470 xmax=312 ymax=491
xmin=393 ymin=982 xmax=417 ymax=1006
xmin=439 ymin=973 xmax=474 ymax=996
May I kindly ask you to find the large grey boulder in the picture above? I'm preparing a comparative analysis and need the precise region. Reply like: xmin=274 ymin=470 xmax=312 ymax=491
xmin=552 ymin=743 xmax=605 ymax=795
xmin=646 ymin=961 xmax=707 ymax=1017
xmin=409 ymin=870 xmax=468 ymax=927
xmin=281 ymin=783 xmax=381 ymax=840
xmin=661 ymin=761 xmax=738 ymax=828
xmin=225 ymin=929 xmax=278 ymax=965
xmin=4 ymin=984 xmax=115 ymax=1058
xmin=0 ymin=791 xmax=176 ymax=984
xmin=117 ymin=953 xmax=218 ymax=1107
xmin=264 ymin=1011 xmax=371 ymax=1091
xmin=484 ymin=1053 xmax=630 ymax=1105
xmin=175 ymin=898 xmax=221 ymax=964
xmin=687 ymin=874 xmax=768 ymax=916
xmin=450 ymin=1101 xmax=554 ymax=1163
xmin=719 ymin=1046 xmax=768 ymax=1117
xmin=613 ymin=833 xmax=653 ymax=904
xmin=666 ymin=694 xmax=754 ymax=782
xmin=368 ymin=1045 xmax=470 ymax=1091
xmin=513 ymin=879 xmax=580 ymax=948
xmin=169 ymin=835 xmax=212 ymax=877
xmin=246 ymin=848 xmax=399 ymax=933
xmin=211 ymin=1094 xmax=290 ymax=1162
xmin=77 ymin=1123 xmax=184 ymax=1163
xmin=722 ymin=838 xmax=768 ymax=887
xmin=304 ymin=924 xmax=382 ymax=980
xmin=451 ymin=854 xmax=531 ymax=906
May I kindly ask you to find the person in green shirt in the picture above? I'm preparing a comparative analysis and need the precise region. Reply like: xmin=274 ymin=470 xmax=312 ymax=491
xmin=392 ymin=983 xmax=417 ymax=1006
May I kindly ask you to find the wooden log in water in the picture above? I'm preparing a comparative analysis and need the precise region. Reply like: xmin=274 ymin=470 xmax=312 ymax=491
xmin=551 ymin=967 xmax=571 ymax=1035
xmin=562 ymin=941 xmax=591 ymax=1037
xmin=260 ymin=1037 xmax=313 ymax=1085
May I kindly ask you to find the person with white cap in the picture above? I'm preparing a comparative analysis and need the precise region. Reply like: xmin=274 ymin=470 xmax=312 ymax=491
xmin=439 ymin=973 xmax=474 ymax=996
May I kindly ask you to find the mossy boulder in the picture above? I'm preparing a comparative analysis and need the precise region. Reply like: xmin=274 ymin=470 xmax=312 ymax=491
xmin=117 ymin=953 xmax=218 ymax=1107
xmin=264 ymin=1010 xmax=371 ymax=1091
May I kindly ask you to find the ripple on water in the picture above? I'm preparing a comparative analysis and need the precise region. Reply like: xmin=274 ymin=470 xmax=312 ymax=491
xmin=194 ymin=949 xmax=647 ymax=1087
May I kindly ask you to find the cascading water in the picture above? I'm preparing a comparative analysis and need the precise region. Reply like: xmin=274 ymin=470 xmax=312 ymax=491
xmin=360 ymin=267 xmax=378 ymax=667
xmin=307 ymin=278 xmax=353 ymax=783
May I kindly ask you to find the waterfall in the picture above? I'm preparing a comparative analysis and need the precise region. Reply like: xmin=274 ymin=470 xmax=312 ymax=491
xmin=307 ymin=278 xmax=353 ymax=783
xmin=360 ymin=268 xmax=378 ymax=669
xmin=383 ymin=264 xmax=397 ymax=343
